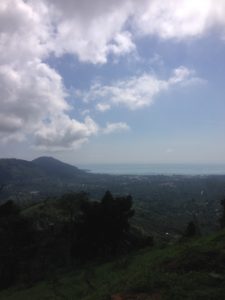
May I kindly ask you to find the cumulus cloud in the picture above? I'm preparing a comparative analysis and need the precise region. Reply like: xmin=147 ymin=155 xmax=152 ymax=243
xmin=2 ymin=0 xmax=223 ymax=65
xmin=35 ymin=118 xmax=129 ymax=150
xmin=0 ymin=61 xmax=67 ymax=135
xmin=0 ymin=1 xmax=52 ymax=65
xmin=0 ymin=0 xmax=224 ymax=149
xmin=35 ymin=116 xmax=99 ymax=150
xmin=44 ymin=0 xmax=225 ymax=61
xmin=82 ymin=75 xmax=166 ymax=110
xmin=134 ymin=0 xmax=225 ymax=40
xmin=81 ymin=66 xmax=202 ymax=110
xmin=0 ymin=0 xmax=131 ymax=149
xmin=0 ymin=59 xmax=104 ymax=149
xmin=45 ymin=0 xmax=136 ymax=64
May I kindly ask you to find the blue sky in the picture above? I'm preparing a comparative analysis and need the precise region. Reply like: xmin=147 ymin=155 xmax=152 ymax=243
xmin=0 ymin=0 xmax=225 ymax=164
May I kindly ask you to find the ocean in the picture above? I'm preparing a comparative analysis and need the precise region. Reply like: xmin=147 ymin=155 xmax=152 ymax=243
xmin=77 ymin=163 xmax=225 ymax=176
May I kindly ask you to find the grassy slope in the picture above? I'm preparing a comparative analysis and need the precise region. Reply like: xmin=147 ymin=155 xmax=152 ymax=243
xmin=1 ymin=230 xmax=225 ymax=300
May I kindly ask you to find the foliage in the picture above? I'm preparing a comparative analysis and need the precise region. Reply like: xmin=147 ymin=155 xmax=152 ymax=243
xmin=0 ymin=191 xmax=139 ymax=289
xmin=219 ymin=198 xmax=225 ymax=228
xmin=1 ymin=230 xmax=225 ymax=299
xmin=1 ymin=157 xmax=225 ymax=239
xmin=0 ymin=201 xmax=35 ymax=288
xmin=73 ymin=191 xmax=135 ymax=259
xmin=184 ymin=221 xmax=197 ymax=238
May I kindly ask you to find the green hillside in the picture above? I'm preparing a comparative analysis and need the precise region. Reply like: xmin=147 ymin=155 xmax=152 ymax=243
xmin=0 ymin=159 xmax=45 ymax=182
xmin=0 ymin=157 xmax=90 ymax=203
xmin=1 ymin=230 xmax=225 ymax=300
xmin=32 ymin=156 xmax=86 ymax=179
xmin=0 ymin=157 xmax=86 ymax=183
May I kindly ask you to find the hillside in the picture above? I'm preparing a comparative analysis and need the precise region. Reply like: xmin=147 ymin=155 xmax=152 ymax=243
xmin=1 ymin=230 xmax=225 ymax=300
xmin=32 ymin=156 xmax=85 ymax=179
xmin=0 ymin=158 xmax=45 ymax=183
xmin=0 ymin=157 xmax=86 ymax=183
xmin=0 ymin=157 xmax=225 ymax=237
xmin=0 ymin=157 xmax=90 ymax=203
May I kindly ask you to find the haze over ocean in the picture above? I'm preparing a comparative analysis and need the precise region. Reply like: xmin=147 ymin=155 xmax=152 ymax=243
xmin=77 ymin=163 xmax=225 ymax=176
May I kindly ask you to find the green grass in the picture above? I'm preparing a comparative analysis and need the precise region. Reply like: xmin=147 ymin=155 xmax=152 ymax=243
xmin=1 ymin=230 xmax=225 ymax=300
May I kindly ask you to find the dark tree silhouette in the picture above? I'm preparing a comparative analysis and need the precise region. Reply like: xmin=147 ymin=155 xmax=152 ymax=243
xmin=184 ymin=221 xmax=197 ymax=238
xmin=0 ymin=184 xmax=4 ymax=193
xmin=73 ymin=191 xmax=134 ymax=259
xmin=0 ymin=201 xmax=34 ymax=288
xmin=59 ymin=192 xmax=88 ymax=223
xmin=220 ymin=198 xmax=225 ymax=229
xmin=0 ymin=191 xmax=137 ymax=289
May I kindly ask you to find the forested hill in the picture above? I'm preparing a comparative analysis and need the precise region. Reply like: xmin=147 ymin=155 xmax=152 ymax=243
xmin=0 ymin=158 xmax=44 ymax=183
xmin=1 ymin=157 xmax=225 ymax=237
xmin=0 ymin=156 xmax=86 ymax=183
xmin=32 ymin=156 xmax=86 ymax=179
xmin=0 ymin=157 xmax=91 ymax=202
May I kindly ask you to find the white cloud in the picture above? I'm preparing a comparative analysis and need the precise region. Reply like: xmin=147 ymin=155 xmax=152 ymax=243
xmin=0 ymin=0 xmax=51 ymax=65
xmin=45 ymin=0 xmax=136 ymax=64
xmin=35 ymin=118 xmax=129 ymax=150
xmin=81 ymin=66 xmax=201 ymax=110
xmin=44 ymin=0 xmax=225 ymax=61
xmin=1 ymin=0 xmax=225 ymax=67
xmin=102 ymin=122 xmax=130 ymax=134
xmin=134 ymin=0 xmax=225 ymax=40
xmin=8 ymin=0 xmax=223 ymax=65
xmin=169 ymin=66 xmax=193 ymax=84
xmin=0 ymin=0 xmax=137 ymax=150
xmin=35 ymin=116 xmax=99 ymax=151
xmin=40 ymin=0 xmax=225 ymax=64
xmin=0 ymin=0 xmax=224 ymax=150
xmin=169 ymin=66 xmax=206 ymax=86
xmin=0 ymin=60 xmax=104 ymax=149
xmin=96 ymin=103 xmax=111 ymax=112
xmin=0 ymin=61 xmax=67 ymax=135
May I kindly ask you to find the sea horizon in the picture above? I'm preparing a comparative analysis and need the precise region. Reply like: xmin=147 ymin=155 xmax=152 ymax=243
xmin=76 ymin=163 xmax=225 ymax=176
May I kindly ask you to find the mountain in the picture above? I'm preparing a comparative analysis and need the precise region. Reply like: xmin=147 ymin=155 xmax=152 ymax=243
xmin=32 ymin=156 xmax=85 ymax=180
xmin=0 ymin=157 xmax=89 ymax=202
xmin=0 ymin=156 xmax=86 ymax=183
xmin=0 ymin=158 xmax=45 ymax=183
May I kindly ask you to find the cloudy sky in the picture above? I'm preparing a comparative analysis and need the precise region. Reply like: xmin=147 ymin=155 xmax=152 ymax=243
xmin=0 ymin=0 xmax=225 ymax=164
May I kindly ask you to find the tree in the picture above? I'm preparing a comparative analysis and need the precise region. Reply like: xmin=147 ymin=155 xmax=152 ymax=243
xmin=73 ymin=191 xmax=135 ymax=259
xmin=59 ymin=192 xmax=88 ymax=223
xmin=0 ymin=184 xmax=4 ymax=193
xmin=184 ymin=221 xmax=196 ymax=238
xmin=0 ymin=201 xmax=34 ymax=288
xmin=56 ymin=192 xmax=89 ymax=263
xmin=219 ymin=198 xmax=225 ymax=229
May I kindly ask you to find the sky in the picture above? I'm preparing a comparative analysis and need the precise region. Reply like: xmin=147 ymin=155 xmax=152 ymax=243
xmin=0 ymin=0 xmax=225 ymax=164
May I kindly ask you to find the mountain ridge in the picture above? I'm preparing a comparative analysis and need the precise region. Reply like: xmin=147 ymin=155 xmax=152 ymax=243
xmin=0 ymin=157 xmax=88 ymax=201
xmin=0 ymin=156 xmax=85 ymax=181
xmin=32 ymin=156 xmax=85 ymax=179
